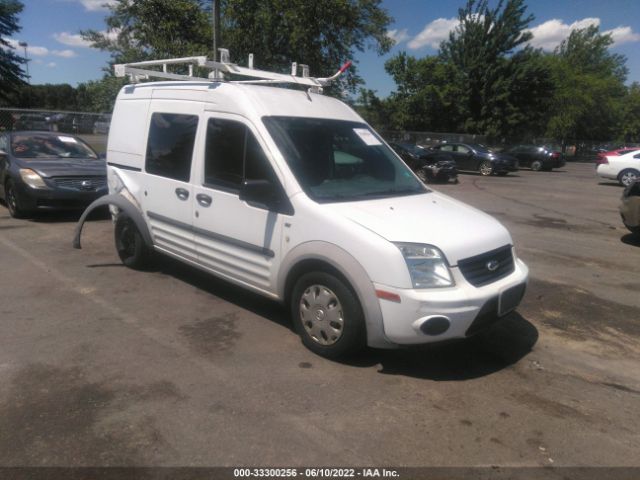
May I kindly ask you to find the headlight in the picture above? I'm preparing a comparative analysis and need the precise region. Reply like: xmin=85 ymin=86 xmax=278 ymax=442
xmin=19 ymin=169 xmax=48 ymax=189
xmin=395 ymin=243 xmax=454 ymax=288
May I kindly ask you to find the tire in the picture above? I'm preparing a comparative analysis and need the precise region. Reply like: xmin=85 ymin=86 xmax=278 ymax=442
xmin=479 ymin=160 xmax=493 ymax=176
xmin=5 ymin=180 xmax=28 ymax=219
xmin=290 ymin=271 xmax=366 ymax=359
xmin=416 ymin=166 xmax=430 ymax=183
xmin=114 ymin=214 xmax=153 ymax=269
xmin=531 ymin=160 xmax=543 ymax=171
xmin=619 ymin=169 xmax=640 ymax=188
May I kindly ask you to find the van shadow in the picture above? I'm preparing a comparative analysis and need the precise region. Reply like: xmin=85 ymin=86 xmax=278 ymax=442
xmin=354 ymin=313 xmax=538 ymax=381
xmin=29 ymin=206 xmax=110 ymax=224
xmin=621 ymin=233 xmax=640 ymax=247
xmin=150 ymin=256 xmax=538 ymax=381
xmin=152 ymin=255 xmax=292 ymax=330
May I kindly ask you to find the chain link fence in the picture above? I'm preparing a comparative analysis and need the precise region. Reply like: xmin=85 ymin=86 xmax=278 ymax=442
xmin=0 ymin=108 xmax=111 ymax=153
xmin=3 ymin=109 xmax=638 ymax=162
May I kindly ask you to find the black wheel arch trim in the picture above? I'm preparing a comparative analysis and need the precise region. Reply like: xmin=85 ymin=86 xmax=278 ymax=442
xmin=72 ymin=194 xmax=152 ymax=249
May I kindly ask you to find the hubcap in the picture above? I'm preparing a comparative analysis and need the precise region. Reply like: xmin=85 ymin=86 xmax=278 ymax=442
xmin=480 ymin=162 xmax=492 ymax=175
xmin=299 ymin=285 xmax=344 ymax=346
xmin=622 ymin=172 xmax=638 ymax=186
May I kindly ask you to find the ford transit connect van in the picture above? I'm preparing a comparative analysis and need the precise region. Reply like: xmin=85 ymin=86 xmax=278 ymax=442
xmin=74 ymin=56 xmax=528 ymax=358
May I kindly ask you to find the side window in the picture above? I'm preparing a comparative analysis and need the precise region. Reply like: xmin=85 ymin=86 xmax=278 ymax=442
xmin=204 ymin=118 xmax=274 ymax=190
xmin=457 ymin=145 xmax=470 ymax=154
xmin=145 ymin=113 xmax=198 ymax=182
xmin=440 ymin=144 xmax=454 ymax=152
xmin=0 ymin=135 xmax=8 ymax=152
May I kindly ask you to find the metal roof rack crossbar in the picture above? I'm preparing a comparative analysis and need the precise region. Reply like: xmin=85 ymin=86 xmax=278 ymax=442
xmin=114 ymin=50 xmax=352 ymax=94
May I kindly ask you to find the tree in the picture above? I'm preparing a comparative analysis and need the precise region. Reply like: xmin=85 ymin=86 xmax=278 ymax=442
xmin=82 ymin=0 xmax=393 ymax=94
xmin=618 ymin=83 xmax=640 ymax=144
xmin=546 ymin=26 xmax=628 ymax=143
xmin=381 ymin=0 xmax=553 ymax=139
xmin=0 ymin=0 xmax=26 ymax=103
xmin=438 ymin=0 xmax=553 ymax=138
xmin=221 ymin=0 xmax=393 ymax=92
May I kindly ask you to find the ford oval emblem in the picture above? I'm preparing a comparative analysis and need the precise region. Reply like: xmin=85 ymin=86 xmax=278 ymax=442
xmin=486 ymin=260 xmax=499 ymax=272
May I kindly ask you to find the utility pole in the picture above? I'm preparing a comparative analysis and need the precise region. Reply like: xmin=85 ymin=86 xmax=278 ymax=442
xmin=212 ymin=0 xmax=220 ymax=62
xmin=18 ymin=41 xmax=30 ymax=84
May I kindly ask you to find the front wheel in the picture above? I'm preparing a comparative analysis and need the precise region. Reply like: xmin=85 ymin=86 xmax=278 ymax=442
xmin=416 ymin=166 xmax=430 ymax=183
xmin=5 ymin=180 xmax=28 ymax=219
xmin=531 ymin=160 xmax=543 ymax=171
xmin=114 ymin=214 xmax=153 ymax=269
xmin=290 ymin=271 xmax=366 ymax=359
xmin=479 ymin=160 xmax=493 ymax=176
xmin=619 ymin=169 xmax=640 ymax=188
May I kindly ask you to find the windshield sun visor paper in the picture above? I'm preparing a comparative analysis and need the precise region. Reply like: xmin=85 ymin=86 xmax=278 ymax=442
xmin=353 ymin=128 xmax=382 ymax=146
xmin=395 ymin=243 xmax=454 ymax=288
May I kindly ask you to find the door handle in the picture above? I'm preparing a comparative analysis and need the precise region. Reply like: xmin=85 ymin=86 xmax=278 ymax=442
xmin=175 ymin=188 xmax=189 ymax=201
xmin=196 ymin=193 xmax=212 ymax=207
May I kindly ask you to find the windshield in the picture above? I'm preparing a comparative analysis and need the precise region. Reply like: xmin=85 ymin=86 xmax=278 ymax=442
xmin=10 ymin=133 xmax=98 ymax=159
xmin=468 ymin=143 xmax=492 ymax=153
xmin=263 ymin=117 xmax=426 ymax=203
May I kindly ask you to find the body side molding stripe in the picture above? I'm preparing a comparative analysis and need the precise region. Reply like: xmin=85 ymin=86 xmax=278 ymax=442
xmin=146 ymin=210 xmax=275 ymax=258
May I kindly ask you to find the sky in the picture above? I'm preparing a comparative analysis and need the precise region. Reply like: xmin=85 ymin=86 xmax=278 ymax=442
xmin=7 ymin=0 xmax=640 ymax=99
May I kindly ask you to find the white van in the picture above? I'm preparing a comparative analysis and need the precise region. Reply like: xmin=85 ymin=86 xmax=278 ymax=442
xmin=74 ymin=56 xmax=528 ymax=358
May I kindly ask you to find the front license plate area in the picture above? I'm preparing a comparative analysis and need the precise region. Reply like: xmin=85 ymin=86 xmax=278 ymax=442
xmin=499 ymin=283 xmax=527 ymax=316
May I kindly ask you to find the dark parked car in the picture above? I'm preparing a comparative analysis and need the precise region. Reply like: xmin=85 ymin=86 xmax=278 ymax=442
xmin=14 ymin=113 xmax=50 ymax=132
xmin=503 ymin=144 xmax=565 ymax=171
xmin=430 ymin=142 xmax=518 ymax=176
xmin=0 ymin=131 xmax=107 ymax=218
xmin=389 ymin=142 xmax=458 ymax=183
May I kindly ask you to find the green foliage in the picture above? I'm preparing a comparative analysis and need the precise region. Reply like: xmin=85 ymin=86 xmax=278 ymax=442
xmin=82 ymin=0 xmax=392 ymax=94
xmin=0 ymin=0 xmax=26 ymax=102
xmin=377 ymin=0 xmax=553 ymax=139
xmin=619 ymin=83 xmax=640 ymax=143
xmin=222 ymin=0 xmax=393 ymax=92
xmin=545 ymin=26 xmax=628 ymax=142
xmin=82 ymin=0 xmax=211 ymax=68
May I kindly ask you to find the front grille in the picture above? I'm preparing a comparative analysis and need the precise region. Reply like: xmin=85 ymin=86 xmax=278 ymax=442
xmin=51 ymin=176 xmax=106 ymax=191
xmin=457 ymin=245 xmax=514 ymax=287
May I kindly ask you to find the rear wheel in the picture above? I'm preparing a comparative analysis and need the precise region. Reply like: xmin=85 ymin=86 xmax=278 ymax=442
xmin=114 ymin=214 xmax=153 ymax=269
xmin=479 ymin=160 xmax=493 ymax=176
xmin=531 ymin=160 xmax=543 ymax=171
xmin=619 ymin=169 xmax=640 ymax=187
xmin=5 ymin=180 xmax=28 ymax=219
xmin=290 ymin=271 xmax=365 ymax=359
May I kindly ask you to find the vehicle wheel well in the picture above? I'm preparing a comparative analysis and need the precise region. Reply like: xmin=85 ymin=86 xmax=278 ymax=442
xmin=284 ymin=259 xmax=354 ymax=306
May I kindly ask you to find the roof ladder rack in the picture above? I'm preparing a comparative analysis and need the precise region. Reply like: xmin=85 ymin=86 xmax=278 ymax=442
xmin=113 ymin=50 xmax=352 ymax=94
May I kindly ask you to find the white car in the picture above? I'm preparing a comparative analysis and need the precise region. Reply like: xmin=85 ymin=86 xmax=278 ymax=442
xmin=73 ymin=56 xmax=528 ymax=358
xmin=596 ymin=149 xmax=640 ymax=187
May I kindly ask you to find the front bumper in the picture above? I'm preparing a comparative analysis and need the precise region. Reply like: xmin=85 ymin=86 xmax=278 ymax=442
xmin=620 ymin=183 xmax=640 ymax=231
xmin=374 ymin=256 xmax=529 ymax=345
xmin=13 ymin=181 xmax=108 ymax=211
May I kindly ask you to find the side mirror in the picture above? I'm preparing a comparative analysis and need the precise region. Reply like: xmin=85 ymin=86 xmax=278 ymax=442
xmin=240 ymin=179 xmax=293 ymax=215
xmin=240 ymin=179 xmax=278 ymax=207
xmin=0 ymin=149 xmax=7 ymax=160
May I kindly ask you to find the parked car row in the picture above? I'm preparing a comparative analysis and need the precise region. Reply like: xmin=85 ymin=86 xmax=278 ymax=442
xmin=9 ymin=113 xmax=112 ymax=135
xmin=389 ymin=141 xmax=566 ymax=179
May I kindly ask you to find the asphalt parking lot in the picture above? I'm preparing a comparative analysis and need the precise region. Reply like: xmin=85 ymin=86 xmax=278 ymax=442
xmin=0 ymin=162 xmax=638 ymax=467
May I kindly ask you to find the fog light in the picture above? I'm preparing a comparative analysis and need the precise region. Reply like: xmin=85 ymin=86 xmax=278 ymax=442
xmin=418 ymin=316 xmax=450 ymax=335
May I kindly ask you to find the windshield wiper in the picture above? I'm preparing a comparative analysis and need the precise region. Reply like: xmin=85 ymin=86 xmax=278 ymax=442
xmin=355 ymin=188 xmax=427 ymax=199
